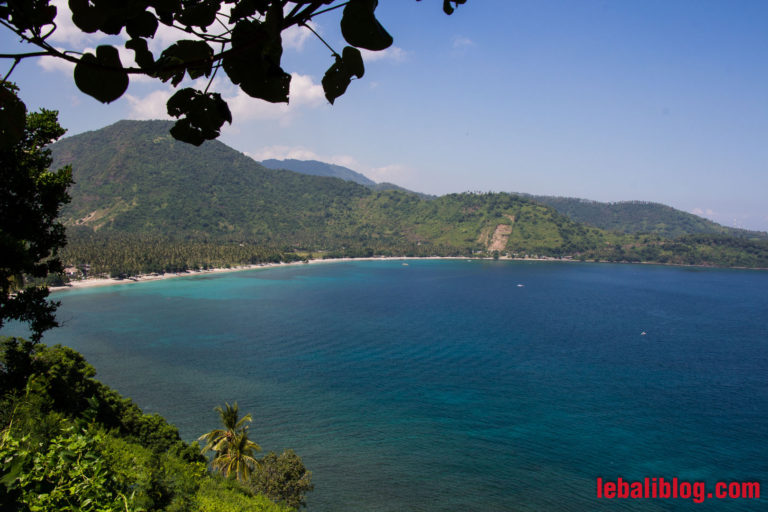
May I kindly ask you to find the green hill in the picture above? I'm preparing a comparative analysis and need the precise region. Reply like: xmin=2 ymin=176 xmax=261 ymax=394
xmin=52 ymin=120 xmax=372 ymax=243
xmin=49 ymin=120 xmax=768 ymax=272
xmin=260 ymin=158 xmax=435 ymax=198
xmin=523 ymin=195 xmax=768 ymax=240
xmin=51 ymin=121 xmax=606 ymax=254
xmin=252 ymin=157 xmax=765 ymax=240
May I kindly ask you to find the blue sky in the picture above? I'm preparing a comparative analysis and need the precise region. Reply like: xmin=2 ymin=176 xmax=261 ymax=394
xmin=4 ymin=1 xmax=768 ymax=230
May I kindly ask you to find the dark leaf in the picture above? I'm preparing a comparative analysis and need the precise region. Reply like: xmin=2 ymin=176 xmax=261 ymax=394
xmin=176 ymin=0 xmax=221 ymax=29
xmin=237 ymin=70 xmax=291 ymax=103
xmin=322 ymin=47 xmax=365 ymax=104
xmin=0 ymin=86 xmax=27 ymax=148
xmin=170 ymin=118 xmax=206 ymax=146
xmin=126 ymin=38 xmax=155 ymax=69
xmin=156 ymin=40 xmax=214 ymax=85
xmin=69 ymin=0 xmax=103 ymax=33
xmin=443 ymin=0 xmax=467 ymax=15
xmin=166 ymin=87 xmax=199 ymax=117
xmin=341 ymin=0 xmax=393 ymax=51
xmin=322 ymin=57 xmax=351 ymax=105
xmin=31 ymin=4 xmax=58 ymax=29
xmin=167 ymin=89 xmax=232 ymax=146
xmin=73 ymin=45 xmax=129 ymax=104
xmin=342 ymin=46 xmax=365 ymax=79
xmin=222 ymin=18 xmax=290 ymax=103
xmin=152 ymin=0 xmax=181 ymax=25
xmin=99 ymin=15 xmax=126 ymax=35
xmin=126 ymin=11 xmax=159 ymax=39
xmin=3 ymin=1 xmax=57 ymax=31
xmin=229 ymin=0 xmax=268 ymax=21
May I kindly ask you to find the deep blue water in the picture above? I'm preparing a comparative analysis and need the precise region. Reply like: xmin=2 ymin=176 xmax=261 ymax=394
xmin=15 ymin=260 xmax=768 ymax=510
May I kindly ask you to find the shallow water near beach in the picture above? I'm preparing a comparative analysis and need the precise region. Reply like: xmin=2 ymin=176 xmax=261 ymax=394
xmin=29 ymin=260 xmax=768 ymax=510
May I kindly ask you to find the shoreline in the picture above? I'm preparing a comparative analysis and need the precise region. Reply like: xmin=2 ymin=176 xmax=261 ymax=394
xmin=47 ymin=256 xmax=459 ymax=292
xmin=49 ymin=255 xmax=763 ymax=293
xmin=48 ymin=256 xmax=562 ymax=292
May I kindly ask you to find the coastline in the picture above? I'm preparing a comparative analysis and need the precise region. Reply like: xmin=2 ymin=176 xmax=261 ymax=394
xmin=50 ymin=255 xmax=760 ymax=293
xmin=48 ymin=256 xmax=479 ymax=292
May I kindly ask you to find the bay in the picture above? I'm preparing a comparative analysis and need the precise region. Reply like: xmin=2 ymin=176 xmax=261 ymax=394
xmin=27 ymin=260 xmax=768 ymax=510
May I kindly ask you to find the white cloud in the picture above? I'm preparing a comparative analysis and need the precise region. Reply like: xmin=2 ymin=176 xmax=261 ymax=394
xmin=146 ymin=19 xmax=188 ymax=53
xmin=46 ymin=0 xmax=191 ymax=61
xmin=288 ymin=73 xmax=325 ymax=107
xmin=120 ymin=70 xmax=324 ymax=127
xmin=37 ymin=51 xmax=76 ymax=73
xmin=247 ymin=146 xmax=360 ymax=168
xmin=224 ymin=72 xmax=325 ymax=124
xmin=225 ymin=90 xmax=290 ymax=125
xmin=48 ymin=0 xmax=99 ymax=46
xmin=124 ymin=88 xmax=174 ymax=120
xmin=367 ymin=164 xmax=409 ymax=183
xmin=244 ymin=146 xmax=410 ymax=185
xmin=691 ymin=208 xmax=716 ymax=217
xmin=282 ymin=22 xmax=317 ymax=52
xmin=39 ymin=2 xmax=322 ymax=96
xmin=360 ymin=46 xmax=407 ymax=63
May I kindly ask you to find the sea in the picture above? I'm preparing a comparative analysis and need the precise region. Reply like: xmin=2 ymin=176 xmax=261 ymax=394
xmin=17 ymin=260 xmax=768 ymax=510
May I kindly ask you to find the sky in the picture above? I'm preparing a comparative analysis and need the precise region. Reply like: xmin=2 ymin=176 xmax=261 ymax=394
xmin=4 ymin=0 xmax=768 ymax=231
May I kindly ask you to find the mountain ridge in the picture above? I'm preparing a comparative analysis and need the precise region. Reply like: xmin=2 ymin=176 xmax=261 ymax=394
xmin=48 ymin=120 xmax=768 ymax=271
xmin=520 ymin=194 xmax=767 ymax=240
xmin=254 ymin=150 xmax=765 ymax=240
xmin=260 ymin=158 xmax=376 ymax=186
xmin=260 ymin=158 xmax=436 ymax=199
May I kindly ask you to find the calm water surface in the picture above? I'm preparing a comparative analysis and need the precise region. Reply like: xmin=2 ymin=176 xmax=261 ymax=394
xmin=31 ymin=261 xmax=768 ymax=510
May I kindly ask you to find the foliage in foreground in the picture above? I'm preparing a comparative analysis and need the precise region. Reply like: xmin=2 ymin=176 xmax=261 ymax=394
xmin=1 ymin=0 xmax=468 ymax=145
xmin=249 ymin=450 xmax=315 ymax=510
xmin=0 ymin=84 xmax=72 ymax=341
xmin=200 ymin=402 xmax=261 ymax=484
xmin=199 ymin=403 xmax=313 ymax=509
xmin=0 ymin=338 xmax=301 ymax=511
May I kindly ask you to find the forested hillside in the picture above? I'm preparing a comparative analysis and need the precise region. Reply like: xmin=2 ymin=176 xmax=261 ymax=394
xmin=260 ymin=158 xmax=434 ymax=198
xmin=524 ymin=195 xmax=768 ymax=240
xmin=49 ymin=121 xmax=768 ymax=272
xmin=253 ymin=157 xmax=767 ymax=241
xmin=52 ymin=121 xmax=372 ymax=242
xmin=0 ymin=338 xmax=310 ymax=511
xmin=50 ymin=121 xmax=613 ymax=256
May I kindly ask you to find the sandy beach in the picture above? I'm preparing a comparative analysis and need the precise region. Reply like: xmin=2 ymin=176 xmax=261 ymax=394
xmin=48 ymin=256 xmax=482 ymax=292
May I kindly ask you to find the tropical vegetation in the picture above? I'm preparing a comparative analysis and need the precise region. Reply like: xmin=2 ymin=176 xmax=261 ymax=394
xmin=523 ymin=194 xmax=768 ymax=240
xmin=200 ymin=402 xmax=260 ymax=483
xmin=0 ymin=338 xmax=311 ymax=511
xmin=0 ymin=93 xmax=311 ymax=512
xmin=48 ymin=120 xmax=768 ymax=277
xmin=0 ymin=83 xmax=72 ymax=341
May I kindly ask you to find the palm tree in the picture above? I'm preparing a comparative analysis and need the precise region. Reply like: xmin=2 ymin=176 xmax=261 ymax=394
xmin=198 ymin=401 xmax=253 ymax=453
xmin=211 ymin=430 xmax=261 ymax=482
xmin=198 ymin=402 xmax=261 ymax=483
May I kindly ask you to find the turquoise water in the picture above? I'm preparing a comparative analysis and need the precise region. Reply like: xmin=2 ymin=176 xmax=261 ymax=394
xmin=20 ymin=261 xmax=768 ymax=510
